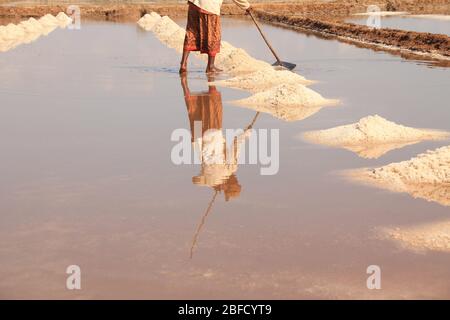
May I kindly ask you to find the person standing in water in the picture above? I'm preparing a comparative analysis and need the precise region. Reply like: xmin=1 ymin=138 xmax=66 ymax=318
xmin=180 ymin=0 xmax=252 ymax=74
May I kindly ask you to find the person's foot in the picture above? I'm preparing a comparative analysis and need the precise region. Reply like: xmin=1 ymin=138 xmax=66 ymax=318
xmin=179 ymin=64 xmax=187 ymax=74
xmin=206 ymin=66 xmax=222 ymax=74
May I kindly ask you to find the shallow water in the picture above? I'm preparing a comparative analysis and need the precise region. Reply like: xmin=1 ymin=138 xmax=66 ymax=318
xmin=347 ymin=15 xmax=450 ymax=36
xmin=0 ymin=17 xmax=449 ymax=299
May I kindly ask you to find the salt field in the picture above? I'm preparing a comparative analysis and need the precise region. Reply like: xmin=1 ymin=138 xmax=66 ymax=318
xmin=0 ymin=13 xmax=449 ymax=299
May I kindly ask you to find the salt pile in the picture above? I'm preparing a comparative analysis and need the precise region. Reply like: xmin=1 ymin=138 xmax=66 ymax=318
xmin=376 ymin=220 xmax=450 ymax=253
xmin=39 ymin=14 xmax=60 ymax=28
xmin=349 ymin=145 xmax=450 ymax=206
xmin=303 ymin=115 xmax=449 ymax=159
xmin=165 ymin=28 xmax=186 ymax=52
xmin=233 ymin=83 xmax=337 ymax=109
xmin=19 ymin=17 xmax=44 ymax=34
xmin=219 ymin=41 xmax=235 ymax=57
xmin=0 ymin=13 xmax=72 ymax=53
xmin=1 ymin=24 xmax=25 ymax=40
xmin=151 ymin=15 xmax=181 ymax=42
xmin=215 ymin=48 xmax=273 ymax=74
xmin=138 ymin=13 xmax=185 ymax=52
xmin=137 ymin=12 xmax=162 ymax=31
xmin=211 ymin=69 xmax=314 ymax=93
xmin=56 ymin=12 xmax=73 ymax=26
xmin=137 ymin=12 xmax=335 ymax=121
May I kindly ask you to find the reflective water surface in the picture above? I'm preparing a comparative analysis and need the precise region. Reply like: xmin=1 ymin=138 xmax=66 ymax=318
xmin=0 ymin=18 xmax=449 ymax=299
xmin=347 ymin=15 xmax=450 ymax=36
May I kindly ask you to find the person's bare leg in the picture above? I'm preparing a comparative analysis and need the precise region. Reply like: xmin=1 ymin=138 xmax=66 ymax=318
xmin=180 ymin=50 xmax=190 ymax=74
xmin=206 ymin=55 xmax=222 ymax=73
xmin=180 ymin=73 xmax=189 ymax=96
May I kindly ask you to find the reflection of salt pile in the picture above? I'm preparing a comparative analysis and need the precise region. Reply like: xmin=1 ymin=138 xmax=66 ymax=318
xmin=211 ymin=69 xmax=314 ymax=93
xmin=303 ymin=115 xmax=449 ymax=159
xmin=0 ymin=12 xmax=72 ymax=52
xmin=376 ymin=220 xmax=450 ymax=253
xmin=350 ymin=145 xmax=450 ymax=206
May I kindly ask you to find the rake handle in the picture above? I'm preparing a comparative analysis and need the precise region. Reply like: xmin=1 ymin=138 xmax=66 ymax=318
xmin=248 ymin=9 xmax=283 ymax=66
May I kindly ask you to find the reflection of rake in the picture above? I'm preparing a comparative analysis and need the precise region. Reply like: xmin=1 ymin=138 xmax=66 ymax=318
xmin=190 ymin=190 xmax=219 ymax=259
xmin=246 ymin=112 xmax=260 ymax=130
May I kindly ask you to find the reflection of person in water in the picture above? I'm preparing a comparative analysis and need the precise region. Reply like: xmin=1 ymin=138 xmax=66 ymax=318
xmin=180 ymin=74 xmax=248 ymax=201
xmin=180 ymin=74 xmax=259 ymax=258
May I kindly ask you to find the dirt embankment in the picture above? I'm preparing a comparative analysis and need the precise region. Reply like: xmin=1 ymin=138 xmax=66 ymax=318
xmin=5 ymin=0 xmax=448 ymax=21
xmin=254 ymin=8 xmax=450 ymax=62
xmin=0 ymin=3 xmax=251 ymax=22
xmin=256 ymin=0 xmax=450 ymax=19
xmin=1 ymin=0 xmax=449 ymax=62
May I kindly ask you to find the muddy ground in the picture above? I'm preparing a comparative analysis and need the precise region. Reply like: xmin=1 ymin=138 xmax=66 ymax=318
xmin=0 ymin=0 xmax=449 ymax=62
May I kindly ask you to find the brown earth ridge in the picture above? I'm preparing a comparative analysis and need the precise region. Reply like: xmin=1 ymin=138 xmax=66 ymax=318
xmin=1 ymin=0 xmax=449 ymax=63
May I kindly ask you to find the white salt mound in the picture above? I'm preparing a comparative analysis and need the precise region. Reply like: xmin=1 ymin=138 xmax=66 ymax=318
xmin=303 ymin=115 xmax=449 ymax=158
xmin=137 ymin=12 xmax=162 ymax=31
xmin=19 ymin=18 xmax=43 ymax=33
xmin=20 ymin=29 xmax=42 ymax=44
xmin=350 ymin=145 xmax=450 ymax=206
xmin=234 ymin=83 xmax=336 ymax=108
xmin=151 ymin=16 xmax=181 ymax=41
xmin=39 ymin=14 xmax=60 ymax=27
xmin=216 ymin=48 xmax=273 ymax=74
xmin=377 ymin=220 xmax=450 ymax=253
xmin=56 ymin=12 xmax=72 ymax=26
xmin=0 ymin=12 xmax=71 ymax=53
xmin=165 ymin=28 xmax=186 ymax=52
xmin=211 ymin=69 xmax=314 ymax=92
xmin=3 ymin=23 xmax=25 ymax=39
xmin=218 ymin=41 xmax=236 ymax=57
xmin=369 ymin=145 xmax=450 ymax=186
